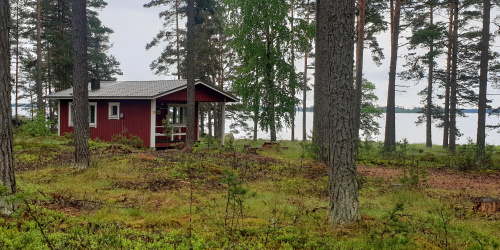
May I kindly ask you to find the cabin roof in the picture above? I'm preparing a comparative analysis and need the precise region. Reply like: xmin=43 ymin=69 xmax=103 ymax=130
xmin=45 ymin=80 xmax=239 ymax=102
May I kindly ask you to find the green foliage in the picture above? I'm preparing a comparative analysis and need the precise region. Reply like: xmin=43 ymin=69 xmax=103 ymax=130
xmin=221 ymin=170 xmax=250 ymax=235
xmin=226 ymin=0 xmax=304 ymax=138
xmin=360 ymin=79 xmax=383 ymax=138
xmin=110 ymin=129 xmax=143 ymax=148
xmin=19 ymin=112 xmax=54 ymax=137
xmin=456 ymin=138 xmax=494 ymax=170
xmin=397 ymin=166 xmax=429 ymax=189
xmin=6 ymin=138 xmax=500 ymax=249
xmin=162 ymin=117 xmax=174 ymax=138
xmin=299 ymin=141 xmax=317 ymax=160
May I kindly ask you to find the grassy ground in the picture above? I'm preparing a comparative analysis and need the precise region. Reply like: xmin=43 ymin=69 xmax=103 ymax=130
xmin=1 ymin=135 xmax=499 ymax=249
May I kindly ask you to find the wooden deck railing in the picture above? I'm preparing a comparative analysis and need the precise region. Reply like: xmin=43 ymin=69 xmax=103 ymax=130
xmin=155 ymin=125 xmax=186 ymax=141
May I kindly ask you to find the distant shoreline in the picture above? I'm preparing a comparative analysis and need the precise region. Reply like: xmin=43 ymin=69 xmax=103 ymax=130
xmin=296 ymin=107 xmax=495 ymax=114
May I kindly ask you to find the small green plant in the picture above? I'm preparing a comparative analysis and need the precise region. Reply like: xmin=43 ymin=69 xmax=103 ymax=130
xmin=221 ymin=170 xmax=249 ymax=235
xmin=63 ymin=132 xmax=74 ymax=140
xmin=456 ymin=138 xmax=494 ymax=170
xmin=397 ymin=164 xmax=428 ymax=189
xmin=111 ymin=129 xmax=143 ymax=148
xmin=373 ymin=202 xmax=410 ymax=247
xmin=299 ymin=141 xmax=318 ymax=160
xmin=20 ymin=111 xmax=54 ymax=137
xmin=162 ymin=118 xmax=174 ymax=139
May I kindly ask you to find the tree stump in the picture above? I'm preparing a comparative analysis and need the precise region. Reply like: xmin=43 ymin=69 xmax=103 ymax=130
xmin=472 ymin=197 xmax=500 ymax=216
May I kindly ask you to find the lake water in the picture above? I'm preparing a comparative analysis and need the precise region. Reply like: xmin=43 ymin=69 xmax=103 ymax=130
xmin=14 ymin=107 xmax=500 ymax=146
xmin=227 ymin=112 xmax=500 ymax=146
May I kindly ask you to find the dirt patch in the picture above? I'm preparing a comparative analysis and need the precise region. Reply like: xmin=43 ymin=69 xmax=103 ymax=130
xmin=358 ymin=165 xmax=500 ymax=197
xmin=112 ymin=178 xmax=179 ymax=191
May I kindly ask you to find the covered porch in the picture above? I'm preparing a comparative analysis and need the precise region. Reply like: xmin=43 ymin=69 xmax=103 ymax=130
xmin=149 ymin=83 xmax=237 ymax=148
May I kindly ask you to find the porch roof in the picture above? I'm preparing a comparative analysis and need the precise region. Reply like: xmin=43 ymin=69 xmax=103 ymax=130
xmin=45 ymin=80 xmax=238 ymax=102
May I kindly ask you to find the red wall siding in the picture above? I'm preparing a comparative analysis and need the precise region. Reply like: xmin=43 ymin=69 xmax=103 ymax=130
xmin=59 ymin=99 xmax=151 ymax=147
xmin=157 ymin=85 xmax=229 ymax=102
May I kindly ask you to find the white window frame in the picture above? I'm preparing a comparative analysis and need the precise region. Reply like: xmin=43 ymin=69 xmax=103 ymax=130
xmin=69 ymin=102 xmax=97 ymax=128
xmin=108 ymin=102 xmax=120 ymax=120
xmin=168 ymin=104 xmax=187 ymax=125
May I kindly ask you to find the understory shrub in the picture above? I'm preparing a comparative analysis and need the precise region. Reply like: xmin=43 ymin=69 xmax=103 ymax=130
xmin=19 ymin=112 xmax=54 ymax=137
xmin=111 ymin=129 xmax=143 ymax=148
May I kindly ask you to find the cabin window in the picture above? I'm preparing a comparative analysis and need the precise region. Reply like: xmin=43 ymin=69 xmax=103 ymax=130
xmin=69 ymin=102 xmax=97 ymax=128
xmin=168 ymin=105 xmax=186 ymax=124
xmin=108 ymin=102 xmax=120 ymax=119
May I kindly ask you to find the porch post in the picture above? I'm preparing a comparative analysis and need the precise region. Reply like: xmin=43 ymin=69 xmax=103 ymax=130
xmin=150 ymin=99 xmax=156 ymax=148
xmin=221 ymin=98 xmax=226 ymax=146
xmin=196 ymin=102 xmax=200 ymax=141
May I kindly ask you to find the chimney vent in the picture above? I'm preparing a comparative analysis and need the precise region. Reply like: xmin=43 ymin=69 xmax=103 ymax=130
xmin=91 ymin=79 xmax=100 ymax=91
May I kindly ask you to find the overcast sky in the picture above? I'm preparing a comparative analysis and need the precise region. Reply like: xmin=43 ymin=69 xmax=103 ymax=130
xmin=99 ymin=1 xmax=500 ymax=108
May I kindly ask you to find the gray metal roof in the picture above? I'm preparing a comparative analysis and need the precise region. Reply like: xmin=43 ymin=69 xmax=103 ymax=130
xmin=45 ymin=80 xmax=238 ymax=102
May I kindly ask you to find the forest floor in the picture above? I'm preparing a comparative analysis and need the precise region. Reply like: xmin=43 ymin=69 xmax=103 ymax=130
xmin=358 ymin=165 xmax=500 ymax=197
xmin=1 ymin=136 xmax=500 ymax=249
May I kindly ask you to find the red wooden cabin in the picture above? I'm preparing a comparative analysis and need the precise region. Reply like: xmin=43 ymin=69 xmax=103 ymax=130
xmin=46 ymin=80 xmax=238 ymax=148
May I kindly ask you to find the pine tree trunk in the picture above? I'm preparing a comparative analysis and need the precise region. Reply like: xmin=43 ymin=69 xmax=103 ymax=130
xmin=443 ymin=1 xmax=453 ymax=149
xmin=0 ymin=0 xmax=17 ymax=215
xmin=426 ymin=5 xmax=434 ymax=148
xmin=477 ymin=0 xmax=490 ymax=158
xmin=186 ymin=0 xmax=196 ymax=147
xmin=176 ymin=0 xmax=180 ymax=80
xmin=214 ymin=103 xmax=219 ymax=138
xmin=354 ymin=0 xmax=365 ymax=139
xmin=315 ymin=0 xmax=360 ymax=225
xmin=384 ymin=0 xmax=402 ymax=152
xmin=14 ymin=0 xmax=19 ymax=126
xmin=449 ymin=0 xmax=459 ymax=154
xmin=266 ymin=34 xmax=277 ymax=142
xmin=208 ymin=103 xmax=212 ymax=137
xmin=72 ymin=0 xmax=90 ymax=168
xmin=36 ymin=0 xmax=43 ymax=113
xmin=253 ymin=109 xmax=258 ymax=141
xmin=302 ymin=0 xmax=310 ymax=142
xmin=290 ymin=0 xmax=295 ymax=141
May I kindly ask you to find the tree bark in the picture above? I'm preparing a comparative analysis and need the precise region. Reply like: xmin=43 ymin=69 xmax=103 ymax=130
xmin=176 ymin=0 xmax=180 ymax=80
xmin=14 ymin=0 xmax=19 ymax=125
xmin=426 ymin=5 xmax=434 ymax=148
xmin=266 ymin=32 xmax=277 ymax=142
xmin=449 ymin=0 xmax=459 ymax=154
xmin=477 ymin=0 xmax=490 ymax=158
xmin=72 ymin=0 xmax=90 ymax=168
xmin=0 ymin=0 xmax=17 ymax=215
xmin=302 ymin=0 xmax=310 ymax=142
xmin=36 ymin=0 xmax=43 ymax=114
xmin=443 ymin=1 xmax=453 ymax=149
xmin=208 ymin=103 xmax=212 ymax=137
xmin=186 ymin=0 xmax=196 ymax=147
xmin=384 ymin=0 xmax=402 ymax=152
xmin=354 ymin=0 xmax=365 ymax=140
xmin=315 ymin=0 xmax=360 ymax=225
xmin=253 ymin=109 xmax=258 ymax=141
xmin=290 ymin=0 xmax=295 ymax=141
